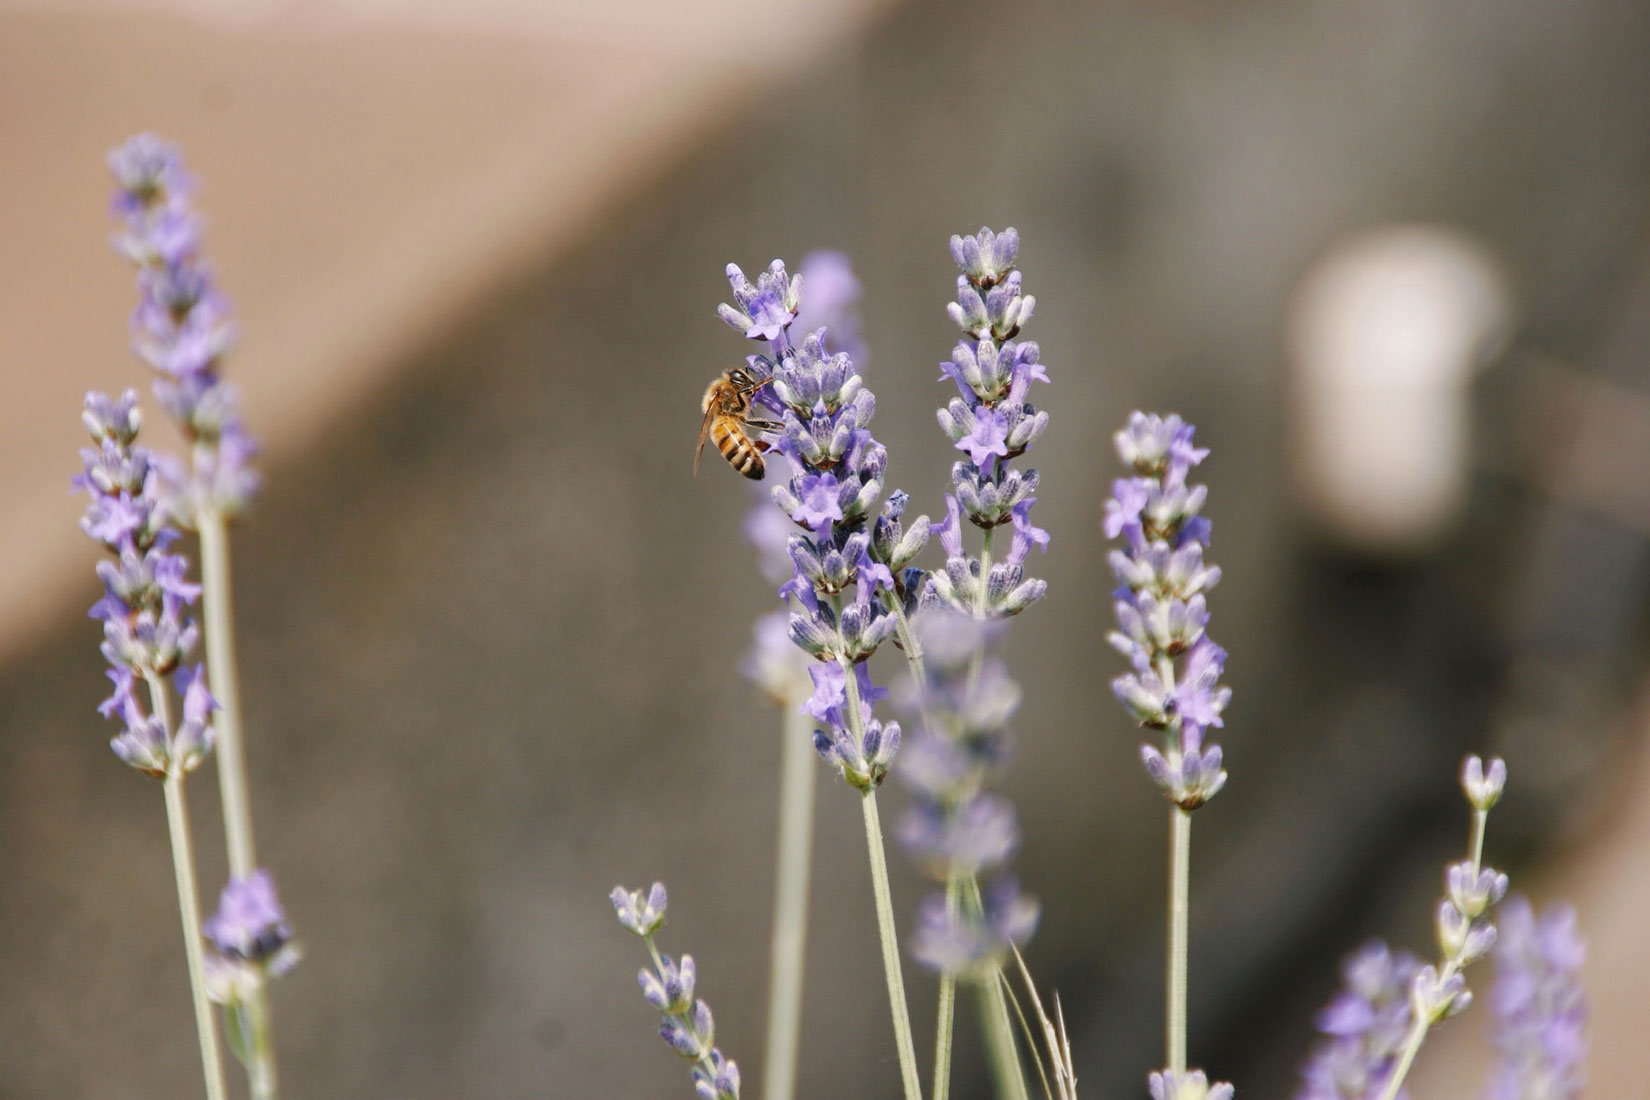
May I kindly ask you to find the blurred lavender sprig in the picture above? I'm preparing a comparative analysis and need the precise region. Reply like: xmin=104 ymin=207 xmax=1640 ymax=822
xmin=108 ymin=133 xmax=259 ymax=524
xmin=1486 ymin=896 xmax=1586 ymax=1100
xmin=1294 ymin=941 xmax=1423 ymax=1100
xmin=611 ymin=884 xmax=743 ymax=1100
xmin=898 ymin=610 xmax=1039 ymax=979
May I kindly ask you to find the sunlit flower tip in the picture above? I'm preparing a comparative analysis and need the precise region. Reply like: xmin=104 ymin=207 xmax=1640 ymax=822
xmin=1488 ymin=897 xmax=1586 ymax=1100
xmin=718 ymin=259 xmax=802 ymax=342
xmin=203 ymin=870 xmax=293 ymax=971
xmin=611 ymin=882 xmax=669 ymax=936
xmin=1461 ymin=754 xmax=1508 ymax=811
xmin=910 ymin=875 xmax=1038 ymax=977
xmin=82 ymin=389 xmax=142 ymax=444
xmin=692 ymin=1049 xmax=742 ymax=1100
xmin=1148 ymin=1069 xmax=1235 ymax=1100
xmin=950 ymin=226 xmax=1020 ymax=288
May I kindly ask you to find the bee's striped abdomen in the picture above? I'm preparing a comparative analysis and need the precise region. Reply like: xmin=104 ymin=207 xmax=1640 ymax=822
xmin=713 ymin=419 xmax=765 ymax=479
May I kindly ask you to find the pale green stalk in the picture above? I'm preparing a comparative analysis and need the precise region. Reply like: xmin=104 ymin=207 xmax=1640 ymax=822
xmin=761 ymin=700 xmax=817 ymax=1100
xmin=198 ymin=510 xmax=278 ymax=1100
xmin=931 ymin=873 xmax=959 ymax=1100
xmin=1375 ymin=806 xmax=1491 ymax=1100
xmin=146 ymin=673 xmax=228 ymax=1100
xmin=860 ymin=789 xmax=924 ymax=1100
xmin=1166 ymin=806 xmax=1191 ymax=1075
xmin=198 ymin=512 xmax=255 ymax=876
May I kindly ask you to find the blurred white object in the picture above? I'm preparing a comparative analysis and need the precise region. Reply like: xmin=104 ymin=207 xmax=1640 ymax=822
xmin=1286 ymin=225 xmax=1512 ymax=551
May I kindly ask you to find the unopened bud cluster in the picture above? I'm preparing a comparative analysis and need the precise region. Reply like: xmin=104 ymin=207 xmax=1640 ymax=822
xmin=611 ymin=883 xmax=742 ymax=1100
xmin=202 ymin=870 xmax=300 ymax=1007
xmin=1105 ymin=413 xmax=1230 ymax=809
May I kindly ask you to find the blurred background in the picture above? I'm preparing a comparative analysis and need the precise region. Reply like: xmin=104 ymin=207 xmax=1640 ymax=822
xmin=3 ymin=0 xmax=1648 ymax=1096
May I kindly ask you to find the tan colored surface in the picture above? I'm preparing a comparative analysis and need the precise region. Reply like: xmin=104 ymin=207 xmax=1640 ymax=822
xmin=0 ymin=1 xmax=886 ymax=660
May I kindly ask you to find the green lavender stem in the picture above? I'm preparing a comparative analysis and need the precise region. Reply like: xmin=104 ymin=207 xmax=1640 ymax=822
xmin=861 ymin=789 xmax=924 ymax=1100
xmin=761 ymin=701 xmax=817 ymax=1100
xmin=931 ymin=873 xmax=959 ymax=1100
xmin=1166 ymin=805 xmax=1191 ymax=1075
xmin=148 ymin=673 xmax=227 ymax=1100
xmin=198 ymin=510 xmax=277 ymax=1100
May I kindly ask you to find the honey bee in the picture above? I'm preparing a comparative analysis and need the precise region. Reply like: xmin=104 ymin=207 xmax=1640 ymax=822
xmin=695 ymin=367 xmax=782 ymax=480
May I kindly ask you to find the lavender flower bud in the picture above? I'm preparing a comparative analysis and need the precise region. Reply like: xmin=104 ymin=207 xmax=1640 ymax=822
xmin=910 ymin=875 xmax=1038 ymax=979
xmin=611 ymin=882 xmax=668 ymax=936
xmin=1445 ymin=860 xmax=1509 ymax=919
xmin=1461 ymin=754 xmax=1508 ymax=810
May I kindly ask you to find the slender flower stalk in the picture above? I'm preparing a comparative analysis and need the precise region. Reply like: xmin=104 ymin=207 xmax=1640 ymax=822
xmin=1105 ymin=412 xmax=1232 ymax=1096
xmin=1375 ymin=756 xmax=1509 ymax=1100
xmin=77 ymin=390 xmax=226 ymax=1100
xmin=611 ymin=884 xmax=745 ymax=1100
xmin=107 ymin=134 xmax=283 ymax=1100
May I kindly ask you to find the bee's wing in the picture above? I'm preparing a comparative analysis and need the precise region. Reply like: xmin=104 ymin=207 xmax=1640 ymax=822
xmin=694 ymin=404 xmax=716 ymax=476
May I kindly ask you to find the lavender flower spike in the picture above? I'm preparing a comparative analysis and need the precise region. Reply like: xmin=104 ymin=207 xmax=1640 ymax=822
xmin=927 ymin=227 xmax=1050 ymax=620
xmin=1487 ymin=896 xmax=1587 ymax=1100
xmin=1106 ymin=412 xmax=1230 ymax=809
xmin=611 ymin=883 xmax=743 ymax=1100
xmin=108 ymin=133 xmax=259 ymax=525
xmin=201 ymin=870 xmax=301 ymax=1006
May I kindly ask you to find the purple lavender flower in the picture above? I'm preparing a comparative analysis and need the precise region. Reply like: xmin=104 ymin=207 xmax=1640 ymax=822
xmin=1294 ymin=940 xmax=1422 ymax=1100
xmin=204 ymin=870 xmax=292 ymax=963
xmin=926 ymin=227 xmax=1049 ymax=619
xmin=1106 ymin=412 xmax=1231 ymax=809
xmin=107 ymin=134 xmax=259 ymax=524
xmin=715 ymin=252 xmax=919 ymax=788
xmin=1486 ymin=896 xmax=1586 ymax=1100
xmin=77 ymin=389 xmax=211 ymax=778
xmin=201 ymin=869 xmax=300 ymax=1007
xmin=612 ymin=882 xmax=743 ymax=1100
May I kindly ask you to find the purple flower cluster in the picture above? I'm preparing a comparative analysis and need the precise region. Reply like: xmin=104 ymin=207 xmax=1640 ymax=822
xmin=1294 ymin=941 xmax=1421 ymax=1100
xmin=1105 ymin=413 xmax=1230 ymax=809
xmin=898 ymin=610 xmax=1038 ymax=977
xmin=108 ymin=133 xmax=258 ymax=526
xmin=926 ymin=228 xmax=1049 ymax=619
xmin=201 ymin=870 xmax=300 ymax=1005
xmin=76 ymin=389 xmax=215 ymax=777
xmin=717 ymin=260 xmax=926 ymax=790
xmin=1487 ymin=896 xmax=1586 ymax=1100
xmin=611 ymin=883 xmax=743 ymax=1100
